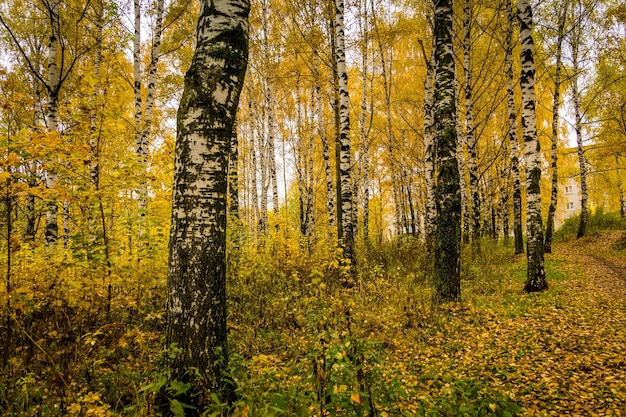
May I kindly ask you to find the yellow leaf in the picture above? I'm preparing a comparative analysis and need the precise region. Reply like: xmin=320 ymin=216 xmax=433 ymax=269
xmin=351 ymin=392 xmax=362 ymax=405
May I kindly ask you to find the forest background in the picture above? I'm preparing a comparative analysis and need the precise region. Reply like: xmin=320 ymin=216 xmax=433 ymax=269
xmin=1 ymin=0 xmax=626 ymax=415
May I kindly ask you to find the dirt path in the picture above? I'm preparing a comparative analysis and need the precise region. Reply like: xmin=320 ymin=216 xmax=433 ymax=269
xmin=554 ymin=231 xmax=626 ymax=298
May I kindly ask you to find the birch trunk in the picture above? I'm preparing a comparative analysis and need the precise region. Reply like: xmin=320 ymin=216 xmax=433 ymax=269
xmin=433 ymin=0 xmax=461 ymax=303
xmin=463 ymin=0 xmax=481 ymax=246
xmin=544 ymin=1 xmax=568 ymax=254
xmin=359 ymin=0 xmax=370 ymax=241
xmin=166 ymin=0 xmax=249 ymax=402
xmin=136 ymin=0 xmax=165 ymax=240
xmin=132 ymin=0 xmax=144 ymax=236
xmin=423 ymin=42 xmax=437 ymax=248
xmin=44 ymin=0 xmax=61 ymax=247
xmin=313 ymin=49 xmax=336 ymax=229
xmin=228 ymin=126 xmax=239 ymax=219
xmin=519 ymin=0 xmax=547 ymax=292
xmin=506 ymin=0 xmax=524 ymax=255
xmin=335 ymin=0 xmax=356 ymax=269
xmin=247 ymin=89 xmax=259 ymax=230
xmin=617 ymin=154 xmax=625 ymax=218
xmin=571 ymin=15 xmax=588 ymax=239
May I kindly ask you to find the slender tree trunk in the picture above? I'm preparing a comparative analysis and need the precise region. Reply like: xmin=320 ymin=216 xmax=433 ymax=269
xmin=247 ymin=89 xmax=260 ymax=231
xmin=335 ymin=0 xmax=356 ymax=270
xmin=616 ymin=154 xmax=625 ymax=218
xmin=544 ymin=1 xmax=568 ymax=253
xmin=313 ymin=49 xmax=336 ymax=230
xmin=519 ymin=0 xmax=547 ymax=292
xmin=228 ymin=126 xmax=239 ymax=219
xmin=44 ymin=0 xmax=61 ymax=247
xmin=166 ymin=0 xmax=249 ymax=406
xmin=506 ymin=0 xmax=524 ymax=255
xmin=456 ymin=77 xmax=470 ymax=245
xmin=132 ymin=0 xmax=144 ymax=238
xmin=463 ymin=0 xmax=481 ymax=247
xmin=432 ymin=0 xmax=461 ymax=303
xmin=422 ymin=41 xmax=437 ymax=250
xmin=359 ymin=0 xmax=370 ymax=241
xmin=571 ymin=14 xmax=588 ymax=239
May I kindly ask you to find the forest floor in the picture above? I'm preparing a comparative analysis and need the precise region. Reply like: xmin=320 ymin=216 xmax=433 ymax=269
xmin=1 ymin=230 xmax=626 ymax=416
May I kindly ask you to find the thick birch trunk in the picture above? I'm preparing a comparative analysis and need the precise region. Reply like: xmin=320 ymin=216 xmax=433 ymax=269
xmin=433 ymin=0 xmax=461 ymax=303
xmin=335 ymin=0 xmax=356 ymax=270
xmin=519 ymin=0 xmax=547 ymax=292
xmin=544 ymin=1 xmax=567 ymax=253
xmin=506 ymin=0 xmax=524 ymax=255
xmin=166 ymin=0 xmax=249 ymax=402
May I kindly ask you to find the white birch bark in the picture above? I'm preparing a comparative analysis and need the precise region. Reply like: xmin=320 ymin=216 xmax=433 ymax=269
xmin=519 ymin=0 xmax=547 ymax=292
xmin=616 ymin=154 xmax=625 ymax=218
xmin=335 ymin=0 xmax=356 ymax=269
xmin=132 ymin=0 xmax=144 ymax=238
xmin=166 ymin=0 xmax=249 ymax=399
xmin=359 ymin=0 xmax=370 ymax=241
xmin=544 ymin=0 xmax=568 ymax=253
xmin=313 ymin=49 xmax=336 ymax=229
xmin=44 ymin=0 xmax=62 ymax=247
xmin=570 ymin=4 xmax=589 ymax=239
xmin=423 ymin=41 xmax=437 ymax=247
xmin=463 ymin=0 xmax=481 ymax=245
xmin=506 ymin=0 xmax=524 ymax=254
xmin=433 ymin=0 xmax=461 ymax=303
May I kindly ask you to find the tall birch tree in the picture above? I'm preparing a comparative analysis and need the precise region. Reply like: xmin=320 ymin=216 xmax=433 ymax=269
xmin=166 ymin=0 xmax=249 ymax=404
xmin=506 ymin=0 xmax=524 ymax=255
xmin=519 ymin=0 xmax=547 ymax=292
xmin=432 ymin=0 xmax=461 ymax=303
xmin=334 ymin=0 xmax=356 ymax=271
xmin=544 ymin=0 xmax=568 ymax=253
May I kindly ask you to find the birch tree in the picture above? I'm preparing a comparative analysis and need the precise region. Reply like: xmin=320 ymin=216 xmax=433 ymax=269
xmin=166 ymin=0 xmax=249 ymax=404
xmin=519 ymin=0 xmax=547 ymax=292
xmin=334 ymin=0 xmax=356 ymax=271
xmin=570 ymin=0 xmax=589 ymax=239
xmin=432 ymin=0 xmax=461 ymax=303
xmin=462 ymin=0 xmax=482 ymax=247
xmin=506 ymin=0 xmax=524 ymax=255
xmin=544 ymin=0 xmax=568 ymax=254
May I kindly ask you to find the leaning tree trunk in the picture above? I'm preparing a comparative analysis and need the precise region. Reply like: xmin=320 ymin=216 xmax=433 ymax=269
xmin=335 ymin=0 xmax=356 ymax=271
xmin=166 ymin=0 xmax=249 ymax=408
xmin=544 ymin=1 xmax=567 ymax=254
xmin=519 ymin=0 xmax=547 ymax=292
xmin=506 ymin=0 xmax=524 ymax=255
xmin=432 ymin=0 xmax=461 ymax=304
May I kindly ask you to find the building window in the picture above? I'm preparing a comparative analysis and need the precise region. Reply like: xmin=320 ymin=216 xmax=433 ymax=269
xmin=567 ymin=201 xmax=574 ymax=210
xmin=565 ymin=185 xmax=573 ymax=194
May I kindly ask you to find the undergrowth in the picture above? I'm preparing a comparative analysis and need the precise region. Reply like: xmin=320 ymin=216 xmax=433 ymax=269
xmin=1 ymin=224 xmax=625 ymax=416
